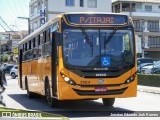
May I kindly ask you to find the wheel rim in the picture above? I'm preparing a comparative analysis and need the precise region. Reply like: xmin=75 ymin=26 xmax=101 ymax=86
xmin=11 ymin=73 xmax=15 ymax=78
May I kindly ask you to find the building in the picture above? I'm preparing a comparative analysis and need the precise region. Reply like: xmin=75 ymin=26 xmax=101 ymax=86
xmin=112 ymin=0 xmax=160 ymax=60
xmin=0 ymin=31 xmax=28 ymax=54
xmin=29 ymin=0 xmax=112 ymax=33
xmin=0 ymin=31 xmax=28 ymax=64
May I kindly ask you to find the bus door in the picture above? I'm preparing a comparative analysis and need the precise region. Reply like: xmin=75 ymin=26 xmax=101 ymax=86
xmin=19 ymin=48 xmax=23 ymax=88
xmin=51 ymin=31 xmax=58 ymax=96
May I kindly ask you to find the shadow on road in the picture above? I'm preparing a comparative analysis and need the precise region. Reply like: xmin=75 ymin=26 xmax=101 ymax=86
xmin=8 ymin=94 xmax=134 ymax=118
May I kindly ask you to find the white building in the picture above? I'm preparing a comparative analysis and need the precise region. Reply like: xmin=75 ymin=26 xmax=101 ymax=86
xmin=112 ymin=0 xmax=160 ymax=60
xmin=29 ymin=0 xmax=112 ymax=32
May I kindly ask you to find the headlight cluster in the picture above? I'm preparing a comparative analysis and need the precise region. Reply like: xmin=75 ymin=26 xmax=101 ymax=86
xmin=61 ymin=73 xmax=76 ymax=85
xmin=124 ymin=73 xmax=136 ymax=84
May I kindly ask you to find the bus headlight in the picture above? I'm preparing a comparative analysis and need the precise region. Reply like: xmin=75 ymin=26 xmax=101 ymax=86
xmin=125 ymin=73 xmax=136 ymax=84
xmin=64 ymin=77 xmax=70 ymax=82
xmin=61 ymin=74 xmax=77 ymax=85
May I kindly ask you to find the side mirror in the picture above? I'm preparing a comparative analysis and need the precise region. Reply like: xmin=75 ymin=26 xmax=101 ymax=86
xmin=55 ymin=32 xmax=62 ymax=46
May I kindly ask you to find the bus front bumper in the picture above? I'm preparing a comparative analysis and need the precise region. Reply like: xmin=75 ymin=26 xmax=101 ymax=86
xmin=57 ymin=78 xmax=137 ymax=100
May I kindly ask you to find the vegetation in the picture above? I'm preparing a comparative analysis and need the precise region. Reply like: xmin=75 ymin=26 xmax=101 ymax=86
xmin=2 ymin=54 xmax=8 ymax=62
xmin=138 ymin=74 xmax=160 ymax=87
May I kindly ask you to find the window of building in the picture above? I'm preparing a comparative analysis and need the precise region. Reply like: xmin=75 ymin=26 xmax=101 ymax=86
xmin=66 ymin=0 xmax=75 ymax=6
xmin=1 ymin=34 xmax=9 ymax=40
xmin=148 ymin=36 xmax=160 ymax=48
xmin=12 ymin=35 xmax=21 ymax=40
xmin=31 ymin=5 xmax=34 ymax=16
xmin=133 ymin=20 xmax=142 ymax=32
xmin=135 ymin=3 xmax=142 ymax=10
xmin=37 ymin=1 xmax=41 ymax=12
xmin=145 ymin=5 xmax=152 ymax=12
xmin=80 ymin=0 xmax=84 ymax=7
xmin=88 ymin=0 xmax=97 ymax=8
xmin=147 ymin=21 xmax=159 ymax=32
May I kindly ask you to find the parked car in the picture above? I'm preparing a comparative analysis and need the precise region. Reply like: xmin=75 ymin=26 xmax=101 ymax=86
xmin=10 ymin=65 xmax=18 ymax=79
xmin=141 ymin=61 xmax=160 ymax=74
xmin=151 ymin=67 xmax=160 ymax=74
xmin=137 ymin=63 xmax=153 ymax=73
xmin=137 ymin=58 xmax=153 ymax=73
xmin=3 ymin=64 xmax=14 ymax=74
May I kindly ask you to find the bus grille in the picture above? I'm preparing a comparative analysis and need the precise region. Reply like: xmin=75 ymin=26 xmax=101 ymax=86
xmin=73 ymin=87 xmax=127 ymax=96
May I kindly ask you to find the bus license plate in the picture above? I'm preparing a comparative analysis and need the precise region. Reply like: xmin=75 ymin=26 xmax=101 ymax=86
xmin=95 ymin=87 xmax=107 ymax=92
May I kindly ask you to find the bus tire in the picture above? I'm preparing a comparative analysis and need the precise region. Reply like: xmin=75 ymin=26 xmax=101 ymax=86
xmin=102 ymin=98 xmax=115 ymax=106
xmin=45 ymin=80 xmax=58 ymax=107
xmin=25 ymin=78 xmax=37 ymax=98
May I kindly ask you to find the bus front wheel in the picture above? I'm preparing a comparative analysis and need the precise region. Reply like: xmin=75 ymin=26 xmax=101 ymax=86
xmin=102 ymin=98 xmax=115 ymax=106
xmin=45 ymin=81 xmax=58 ymax=107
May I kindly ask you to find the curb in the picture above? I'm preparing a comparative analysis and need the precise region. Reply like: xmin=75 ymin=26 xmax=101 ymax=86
xmin=138 ymin=85 xmax=160 ymax=94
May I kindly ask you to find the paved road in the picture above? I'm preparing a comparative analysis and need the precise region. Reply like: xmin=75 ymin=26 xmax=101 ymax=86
xmin=1 ymin=76 xmax=160 ymax=120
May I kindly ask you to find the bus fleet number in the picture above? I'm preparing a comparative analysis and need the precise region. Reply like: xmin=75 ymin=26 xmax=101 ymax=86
xmin=80 ymin=81 xmax=90 ymax=84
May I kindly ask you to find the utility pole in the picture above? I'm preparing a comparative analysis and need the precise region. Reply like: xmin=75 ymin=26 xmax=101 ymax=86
xmin=141 ymin=20 xmax=145 ymax=58
xmin=17 ymin=17 xmax=30 ymax=35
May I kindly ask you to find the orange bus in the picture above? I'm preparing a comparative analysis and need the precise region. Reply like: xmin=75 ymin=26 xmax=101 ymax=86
xmin=18 ymin=12 xmax=137 ymax=107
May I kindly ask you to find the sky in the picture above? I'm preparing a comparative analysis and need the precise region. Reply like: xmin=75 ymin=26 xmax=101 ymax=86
xmin=0 ymin=0 xmax=30 ymax=32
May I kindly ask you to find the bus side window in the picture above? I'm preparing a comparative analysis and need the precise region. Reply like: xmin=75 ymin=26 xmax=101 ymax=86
xmin=38 ymin=35 xmax=40 ymax=46
xmin=44 ymin=31 xmax=46 ymax=43
xmin=40 ymin=33 xmax=44 ymax=44
xmin=46 ymin=29 xmax=50 ymax=42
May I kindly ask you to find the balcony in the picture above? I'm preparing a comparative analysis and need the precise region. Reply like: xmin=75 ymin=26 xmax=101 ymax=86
xmin=148 ymin=44 xmax=160 ymax=48
xmin=147 ymin=28 xmax=160 ymax=32
xmin=135 ymin=27 xmax=160 ymax=32
xmin=122 ymin=8 xmax=160 ymax=13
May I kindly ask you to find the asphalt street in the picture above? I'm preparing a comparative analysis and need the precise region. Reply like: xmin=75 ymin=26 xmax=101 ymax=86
xmin=0 ymin=76 xmax=160 ymax=120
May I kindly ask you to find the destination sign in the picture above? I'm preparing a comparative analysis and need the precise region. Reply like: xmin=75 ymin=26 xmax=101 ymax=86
xmin=65 ymin=14 xmax=128 ymax=25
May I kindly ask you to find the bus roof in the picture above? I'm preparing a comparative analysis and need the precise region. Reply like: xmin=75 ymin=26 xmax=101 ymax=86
xmin=18 ymin=15 xmax=61 ymax=45
xmin=18 ymin=12 xmax=129 ymax=45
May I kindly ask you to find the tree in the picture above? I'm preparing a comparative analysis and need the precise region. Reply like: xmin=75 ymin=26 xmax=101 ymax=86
xmin=2 ymin=54 xmax=8 ymax=62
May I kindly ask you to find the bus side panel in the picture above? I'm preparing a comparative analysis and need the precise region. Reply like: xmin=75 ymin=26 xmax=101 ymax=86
xmin=42 ymin=56 xmax=52 ymax=95
xmin=21 ymin=62 xmax=29 ymax=90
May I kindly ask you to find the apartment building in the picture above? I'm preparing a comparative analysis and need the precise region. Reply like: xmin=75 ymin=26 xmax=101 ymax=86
xmin=29 ymin=0 xmax=112 ymax=33
xmin=112 ymin=0 xmax=160 ymax=60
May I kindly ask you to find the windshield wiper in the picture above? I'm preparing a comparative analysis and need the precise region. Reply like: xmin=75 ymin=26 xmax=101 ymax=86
xmin=81 ymin=29 xmax=93 ymax=47
xmin=104 ymin=27 xmax=118 ymax=51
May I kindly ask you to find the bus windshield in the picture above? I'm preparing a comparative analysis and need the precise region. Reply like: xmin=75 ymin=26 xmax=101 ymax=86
xmin=63 ymin=28 xmax=134 ymax=69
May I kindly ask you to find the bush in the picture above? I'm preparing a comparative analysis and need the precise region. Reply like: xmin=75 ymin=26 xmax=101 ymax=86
xmin=138 ymin=74 xmax=160 ymax=87
xmin=2 ymin=54 xmax=8 ymax=62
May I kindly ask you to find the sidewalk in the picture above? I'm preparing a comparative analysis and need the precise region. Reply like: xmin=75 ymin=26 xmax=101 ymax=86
xmin=138 ymin=85 xmax=160 ymax=94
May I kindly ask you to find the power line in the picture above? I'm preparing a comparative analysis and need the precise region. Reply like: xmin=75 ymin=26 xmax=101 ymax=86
xmin=19 ymin=0 xmax=25 ymax=17
xmin=0 ymin=23 xmax=8 ymax=32
xmin=0 ymin=17 xmax=18 ymax=35
xmin=7 ymin=0 xmax=18 ymax=17
xmin=12 ymin=0 xmax=21 ymax=16
xmin=12 ymin=0 xmax=22 ymax=17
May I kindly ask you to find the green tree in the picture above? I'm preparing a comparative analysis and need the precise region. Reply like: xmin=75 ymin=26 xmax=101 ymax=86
xmin=2 ymin=54 xmax=8 ymax=62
